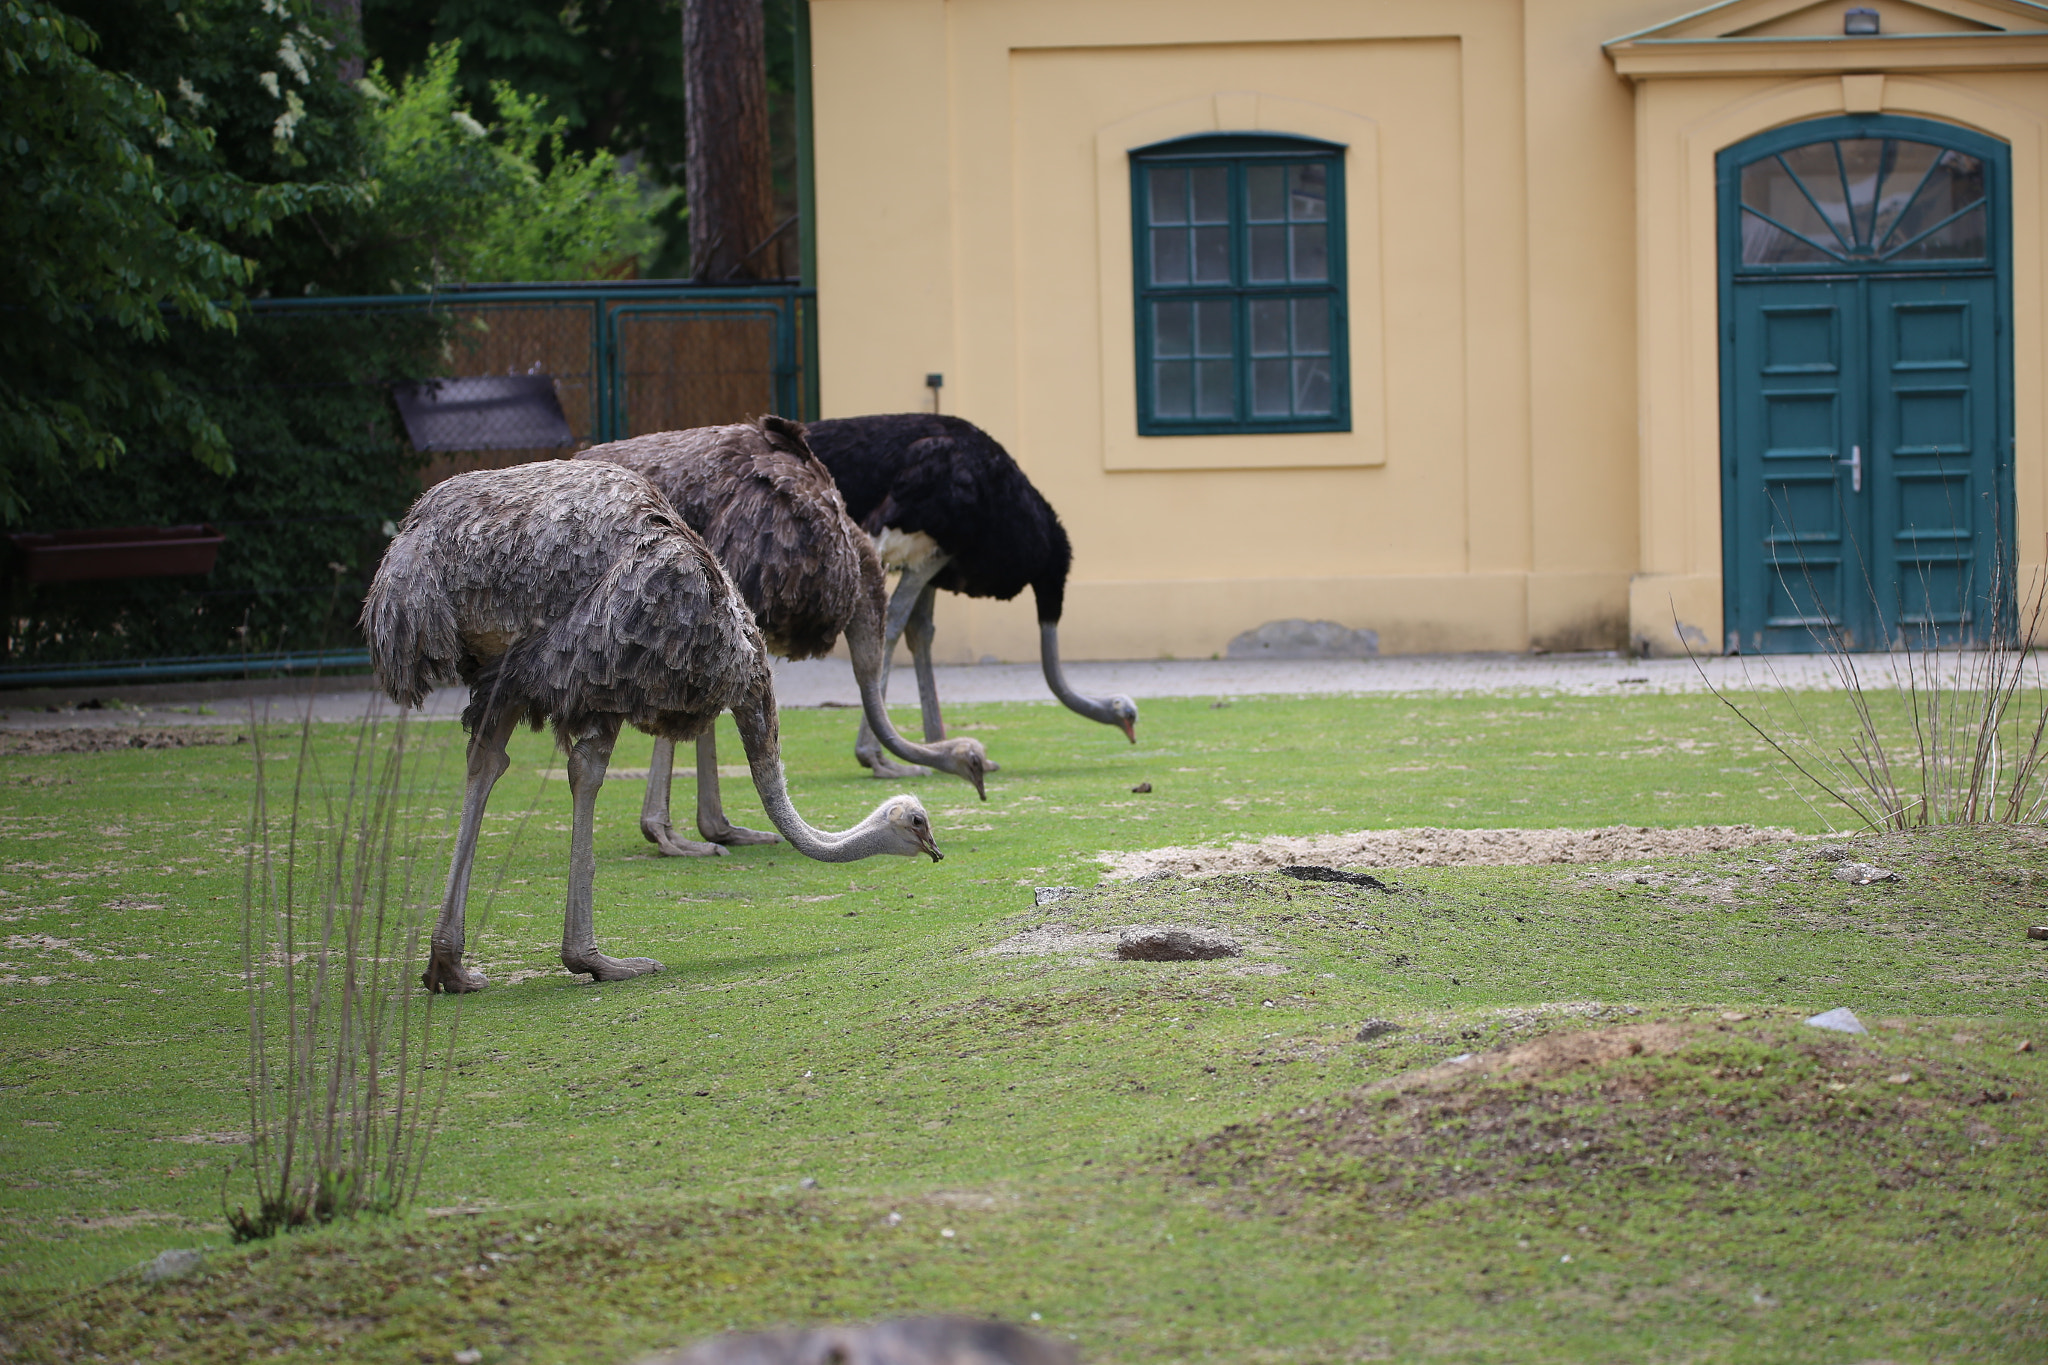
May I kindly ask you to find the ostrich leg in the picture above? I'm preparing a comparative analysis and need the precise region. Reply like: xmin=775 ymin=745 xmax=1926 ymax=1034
xmin=855 ymin=552 xmax=951 ymax=776
xmin=639 ymin=736 xmax=727 ymax=858
xmin=560 ymin=727 xmax=662 ymax=981
xmin=423 ymin=710 xmax=520 ymax=994
xmin=692 ymin=729 xmax=780 ymax=846
xmin=902 ymin=578 xmax=947 ymax=744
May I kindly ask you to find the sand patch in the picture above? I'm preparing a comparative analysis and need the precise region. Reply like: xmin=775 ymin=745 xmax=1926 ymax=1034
xmin=1100 ymin=824 xmax=1797 ymax=880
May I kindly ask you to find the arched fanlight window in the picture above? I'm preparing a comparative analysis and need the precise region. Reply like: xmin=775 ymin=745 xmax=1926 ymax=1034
xmin=1738 ymin=136 xmax=1987 ymax=266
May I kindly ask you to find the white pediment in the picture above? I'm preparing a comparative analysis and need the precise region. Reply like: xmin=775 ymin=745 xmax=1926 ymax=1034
xmin=1616 ymin=0 xmax=2047 ymax=42
xmin=1607 ymin=0 xmax=2048 ymax=74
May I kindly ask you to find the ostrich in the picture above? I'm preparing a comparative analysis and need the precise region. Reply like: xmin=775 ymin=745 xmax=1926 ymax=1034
xmin=361 ymin=460 xmax=941 ymax=993
xmin=576 ymin=416 xmax=991 ymax=858
xmin=804 ymin=414 xmax=1138 ymax=758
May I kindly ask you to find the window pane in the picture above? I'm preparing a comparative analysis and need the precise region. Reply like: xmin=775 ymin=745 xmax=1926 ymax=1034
xmin=1252 ymin=359 xmax=1290 ymax=416
xmin=1194 ymin=299 xmax=1234 ymax=357
xmin=1883 ymin=150 xmax=1986 ymax=259
xmin=1154 ymin=361 xmax=1192 ymax=418
xmin=1293 ymin=297 xmax=1329 ymax=355
xmin=1196 ymin=360 xmax=1234 ymax=418
xmin=1191 ymin=167 xmax=1229 ymax=223
xmin=1148 ymin=168 xmax=1187 ymax=225
xmin=1291 ymin=223 xmax=1327 ymax=282
xmin=1249 ymin=225 xmax=1287 ymax=282
xmin=1153 ymin=300 xmax=1191 ymax=357
xmin=1872 ymin=140 xmax=1944 ymax=247
xmin=1741 ymin=209 xmax=1833 ymax=265
xmin=1193 ymin=226 xmax=1230 ymax=283
xmin=1890 ymin=204 xmax=1986 ymax=262
xmin=1247 ymin=165 xmax=1285 ymax=222
xmin=1288 ymin=164 xmax=1327 ymax=221
xmin=1250 ymin=298 xmax=1288 ymax=356
xmin=1294 ymin=358 xmax=1333 ymax=415
xmin=1836 ymin=138 xmax=1888 ymax=247
xmin=1777 ymin=142 xmax=1853 ymax=247
xmin=1151 ymin=228 xmax=1188 ymax=285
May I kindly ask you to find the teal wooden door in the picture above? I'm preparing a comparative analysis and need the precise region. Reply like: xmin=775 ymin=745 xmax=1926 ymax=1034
xmin=1720 ymin=117 xmax=2012 ymax=653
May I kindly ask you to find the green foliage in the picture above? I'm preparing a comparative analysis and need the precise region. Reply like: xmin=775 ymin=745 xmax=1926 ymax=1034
xmin=361 ymin=0 xmax=801 ymax=279
xmin=0 ymin=0 xmax=358 ymax=522
xmin=359 ymin=42 xmax=670 ymax=287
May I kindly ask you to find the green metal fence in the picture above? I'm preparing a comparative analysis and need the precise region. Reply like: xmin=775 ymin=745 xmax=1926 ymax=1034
xmin=2 ymin=281 xmax=817 ymax=691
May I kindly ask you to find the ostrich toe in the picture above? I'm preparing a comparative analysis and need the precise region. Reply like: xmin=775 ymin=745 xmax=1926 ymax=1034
xmin=703 ymin=822 xmax=781 ymax=847
xmin=422 ymin=952 xmax=489 ymax=994
xmin=644 ymin=821 xmax=731 ymax=858
xmin=562 ymin=949 xmax=663 ymax=982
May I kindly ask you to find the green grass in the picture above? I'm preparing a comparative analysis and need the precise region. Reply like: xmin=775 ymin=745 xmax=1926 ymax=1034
xmin=0 ymin=692 xmax=2043 ymax=1362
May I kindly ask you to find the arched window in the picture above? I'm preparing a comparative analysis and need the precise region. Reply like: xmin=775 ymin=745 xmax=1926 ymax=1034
xmin=1737 ymin=134 xmax=1988 ymax=267
xmin=1130 ymin=134 xmax=1349 ymax=435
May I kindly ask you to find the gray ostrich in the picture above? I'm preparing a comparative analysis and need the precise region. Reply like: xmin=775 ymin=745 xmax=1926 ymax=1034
xmin=362 ymin=460 xmax=941 ymax=993
xmin=578 ymin=417 xmax=993 ymax=858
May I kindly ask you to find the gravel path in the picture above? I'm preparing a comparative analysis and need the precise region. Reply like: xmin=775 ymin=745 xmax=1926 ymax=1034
xmin=0 ymin=649 xmax=1917 ymax=732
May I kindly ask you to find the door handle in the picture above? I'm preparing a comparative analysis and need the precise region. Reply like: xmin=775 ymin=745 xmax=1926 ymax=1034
xmin=1839 ymin=444 xmax=1862 ymax=493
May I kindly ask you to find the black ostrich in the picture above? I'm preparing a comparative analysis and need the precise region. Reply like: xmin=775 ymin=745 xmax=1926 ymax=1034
xmin=805 ymin=414 xmax=1138 ymax=757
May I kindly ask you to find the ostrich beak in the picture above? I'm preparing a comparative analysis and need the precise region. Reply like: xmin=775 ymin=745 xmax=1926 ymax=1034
xmin=1119 ymin=717 xmax=1137 ymax=743
xmin=968 ymin=761 xmax=988 ymax=802
xmin=915 ymin=825 xmax=944 ymax=862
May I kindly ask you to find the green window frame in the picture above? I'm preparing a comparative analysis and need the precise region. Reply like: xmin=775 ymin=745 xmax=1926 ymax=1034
xmin=1131 ymin=133 xmax=1349 ymax=436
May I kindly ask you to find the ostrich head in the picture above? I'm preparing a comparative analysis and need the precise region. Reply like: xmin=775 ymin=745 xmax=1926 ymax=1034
xmin=880 ymin=796 xmax=944 ymax=861
xmin=1106 ymin=695 xmax=1139 ymax=743
xmin=923 ymin=736 xmax=992 ymax=800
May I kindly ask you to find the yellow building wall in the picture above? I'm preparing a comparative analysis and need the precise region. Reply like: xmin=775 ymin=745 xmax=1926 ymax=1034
xmin=810 ymin=0 xmax=2047 ymax=661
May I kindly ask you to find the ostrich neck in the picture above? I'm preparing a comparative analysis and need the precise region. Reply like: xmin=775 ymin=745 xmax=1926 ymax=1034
xmin=1039 ymin=622 xmax=1121 ymax=725
xmin=731 ymin=676 xmax=905 ymax=862
xmin=846 ymin=595 xmax=958 ymax=770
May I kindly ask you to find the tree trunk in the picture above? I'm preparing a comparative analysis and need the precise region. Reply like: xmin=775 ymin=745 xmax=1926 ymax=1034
xmin=683 ymin=0 xmax=777 ymax=282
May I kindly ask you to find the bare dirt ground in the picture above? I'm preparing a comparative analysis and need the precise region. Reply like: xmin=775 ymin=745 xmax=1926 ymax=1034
xmin=1098 ymin=824 xmax=1802 ymax=879
xmin=0 ymin=727 xmax=247 ymax=756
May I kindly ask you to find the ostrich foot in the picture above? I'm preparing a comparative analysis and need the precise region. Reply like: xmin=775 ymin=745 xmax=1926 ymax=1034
xmin=701 ymin=822 xmax=781 ymax=847
xmin=562 ymin=949 xmax=663 ymax=982
xmin=641 ymin=819 xmax=729 ymax=858
xmin=421 ymin=951 xmax=488 ymax=994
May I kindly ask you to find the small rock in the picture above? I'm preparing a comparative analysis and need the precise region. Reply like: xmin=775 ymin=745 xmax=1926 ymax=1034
xmin=1033 ymin=887 xmax=1078 ymax=907
xmin=454 ymin=1352 xmax=482 ymax=1365
xmin=1354 ymin=1018 xmax=1401 ymax=1042
xmin=2028 ymin=925 xmax=2048 ymax=941
xmin=141 ymin=1248 xmax=203 ymax=1284
xmin=1833 ymin=862 xmax=1900 ymax=885
xmin=1279 ymin=865 xmax=1391 ymax=891
xmin=1805 ymin=1006 xmax=1868 ymax=1035
xmin=1886 ymin=1072 xmax=1913 ymax=1084
xmin=2018 ymin=1039 xmax=2034 ymax=1053
xmin=1116 ymin=925 xmax=1241 ymax=961
xmin=1448 ymin=1053 xmax=1474 ymax=1065
xmin=1720 ymin=1012 xmax=1750 ymax=1022
xmin=1130 ymin=782 xmax=1152 ymax=794
xmin=798 ymin=1177 xmax=818 ymax=1190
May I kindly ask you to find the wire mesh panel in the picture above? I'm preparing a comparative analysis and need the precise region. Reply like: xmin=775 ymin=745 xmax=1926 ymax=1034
xmin=609 ymin=305 xmax=789 ymax=437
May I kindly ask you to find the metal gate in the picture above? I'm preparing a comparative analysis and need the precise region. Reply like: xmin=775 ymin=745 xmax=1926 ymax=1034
xmin=0 ymin=282 xmax=816 ymax=689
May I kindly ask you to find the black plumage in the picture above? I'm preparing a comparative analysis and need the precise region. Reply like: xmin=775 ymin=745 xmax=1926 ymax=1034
xmin=807 ymin=413 xmax=1074 ymax=623
xmin=805 ymin=413 xmax=1137 ymax=744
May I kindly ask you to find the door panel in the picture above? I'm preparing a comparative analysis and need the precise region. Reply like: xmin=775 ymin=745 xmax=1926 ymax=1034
xmin=1729 ymin=282 xmax=1862 ymax=651
xmin=1868 ymin=278 xmax=2000 ymax=646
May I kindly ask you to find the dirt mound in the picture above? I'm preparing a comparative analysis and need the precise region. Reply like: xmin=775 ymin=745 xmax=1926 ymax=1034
xmin=0 ymin=727 xmax=246 ymax=756
xmin=1101 ymin=824 xmax=1798 ymax=879
xmin=1174 ymin=1020 xmax=2026 ymax=1217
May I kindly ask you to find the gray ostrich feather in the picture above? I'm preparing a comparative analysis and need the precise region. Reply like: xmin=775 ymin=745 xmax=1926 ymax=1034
xmin=362 ymin=460 xmax=759 ymax=744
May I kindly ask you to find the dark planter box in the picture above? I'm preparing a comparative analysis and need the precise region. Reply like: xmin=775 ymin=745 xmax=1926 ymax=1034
xmin=8 ymin=525 xmax=226 ymax=584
